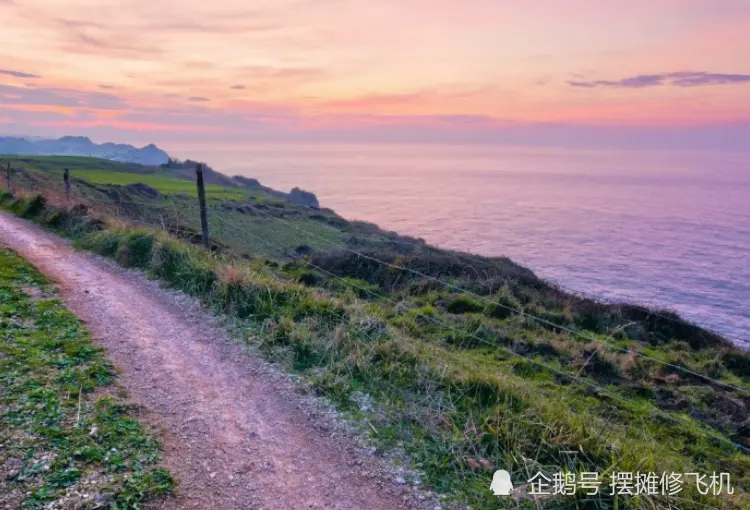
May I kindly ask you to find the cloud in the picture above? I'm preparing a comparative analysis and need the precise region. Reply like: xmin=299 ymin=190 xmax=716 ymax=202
xmin=98 ymin=84 xmax=116 ymax=89
xmin=187 ymin=96 xmax=210 ymax=102
xmin=231 ymin=66 xmax=328 ymax=88
xmin=0 ymin=69 xmax=41 ymax=79
xmin=15 ymin=8 xmax=286 ymax=62
xmin=230 ymin=85 xmax=246 ymax=90
xmin=312 ymin=85 xmax=498 ymax=113
xmin=239 ymin=66 xmax=326 ymax=79
xmin=0 ymin=84 xmax=126 ymax=110
xmin=61 ymin=30 xmax=160 ymax=58
xmin=31 ymin=118 xmax=221 ymax=133
xmin=569 ymin=71 xmax=750 ymax=89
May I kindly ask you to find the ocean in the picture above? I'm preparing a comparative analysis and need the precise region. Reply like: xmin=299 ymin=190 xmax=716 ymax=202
xmin=166 ymin=142 xmax=750 ymax=346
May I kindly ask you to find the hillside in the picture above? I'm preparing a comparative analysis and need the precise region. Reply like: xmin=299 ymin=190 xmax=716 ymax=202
xmin=1 ymin=154 xmax=749 ymax=510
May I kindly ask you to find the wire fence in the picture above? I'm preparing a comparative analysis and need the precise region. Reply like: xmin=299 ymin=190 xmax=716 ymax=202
xmin=207 ymin=208 xmax=749 ymax=450
xmin=205 ymin=197 xmax=750 ymax=396
xmin=238 ymin=188 xmax=749 ymax=349
xmin=8 ymin=162 xmax=747 ymax=399
xmin=7 ymin=163 xmax=749 ymax=393
xmin=4 ymin=160 xmax=748 ymax=509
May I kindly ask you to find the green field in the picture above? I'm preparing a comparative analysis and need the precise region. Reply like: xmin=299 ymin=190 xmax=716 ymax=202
xmin=1 ymin=155 xmax=749 ymax=510
xmin=5 ymin=155 xmax=247 ymax=199
xmin=0 ymin=248 xmax=172 ymax=509
xmin=72 ymin=169 xmax=248 ymax=199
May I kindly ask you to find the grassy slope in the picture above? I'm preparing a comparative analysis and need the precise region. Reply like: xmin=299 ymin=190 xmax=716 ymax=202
xmin=1 ymin=155 xmax=749 ymax=510
xmin=0 ymin=247 xmax=172 ymax=509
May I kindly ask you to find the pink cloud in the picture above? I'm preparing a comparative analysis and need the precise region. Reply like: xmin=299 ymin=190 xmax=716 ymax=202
xmin=30 ymin=119 xmax=224 ymax=132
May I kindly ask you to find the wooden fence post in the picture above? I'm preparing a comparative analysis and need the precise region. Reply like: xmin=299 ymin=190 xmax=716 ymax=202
xmin=196 ymin=163 xmax=210 ymax=249
xmin=5 ymin=161 xmax=10 ymax=192
xmin=64 ymin=168 xmax=71 ymax=200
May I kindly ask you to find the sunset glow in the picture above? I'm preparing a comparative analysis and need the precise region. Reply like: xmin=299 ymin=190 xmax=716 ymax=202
xmin=2 ymin=0 xmax=750 ymax=145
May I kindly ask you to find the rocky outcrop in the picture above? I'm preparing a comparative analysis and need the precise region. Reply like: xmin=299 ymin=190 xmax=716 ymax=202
xmin=233 ymin=176 xmax=320 ymax=209
xmin=288 ymin=187 xmax=320 ymax=208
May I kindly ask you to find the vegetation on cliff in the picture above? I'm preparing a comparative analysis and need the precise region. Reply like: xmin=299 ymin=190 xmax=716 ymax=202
xmin=1 ymin=154 xmax=748 ymax=510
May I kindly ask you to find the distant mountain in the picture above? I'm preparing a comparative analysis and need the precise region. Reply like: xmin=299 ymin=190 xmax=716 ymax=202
xmin=0 ymin=136 xmax=169 ymax=166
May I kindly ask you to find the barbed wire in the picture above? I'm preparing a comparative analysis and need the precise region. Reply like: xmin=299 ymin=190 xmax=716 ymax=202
xmin=27 ymin=182 xmax=750 ymax=397
xmin=206 ymin=208 xmax=749 ymax=454
xmin=213 ymin=199 xmax=750 ymax=397
xmin=6 ymin=178 xmax=747 ymax=506
xmin=235 ymin=190 xmax=748 ymax=348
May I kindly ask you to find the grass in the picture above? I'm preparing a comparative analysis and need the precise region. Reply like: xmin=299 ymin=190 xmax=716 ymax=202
xmin=0 ymin=247 xmax=173 ymax=509
xmin=6 ymin=156 xmax=246 ymax=199
xmin=2 ymin=156 xmax=750 ymax=510
xmin=71 ymin=169 xmax=248 ymax=199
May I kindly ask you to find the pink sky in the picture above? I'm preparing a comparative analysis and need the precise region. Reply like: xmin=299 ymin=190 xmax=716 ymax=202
xmin=1 ymin=0 xmax=750 ymax=147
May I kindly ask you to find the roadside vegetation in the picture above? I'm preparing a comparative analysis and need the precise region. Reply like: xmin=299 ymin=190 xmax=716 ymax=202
xmin=0 ymin=246 xmax=172 ymax=508
xmin=1 ymin=155 xmax=749 ymax=510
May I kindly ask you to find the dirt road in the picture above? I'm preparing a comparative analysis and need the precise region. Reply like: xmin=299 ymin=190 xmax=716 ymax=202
xmin=0 ymin=212 xmax=433 ymax=510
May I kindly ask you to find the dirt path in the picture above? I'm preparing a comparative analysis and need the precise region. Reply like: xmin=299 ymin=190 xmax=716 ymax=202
xmin=0 ymin=212 xmax=434 ymax=510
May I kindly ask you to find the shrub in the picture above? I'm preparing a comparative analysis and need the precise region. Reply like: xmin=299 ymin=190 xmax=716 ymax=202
xmin=446 ymin=295 xmax=483 ymax=314
xmin=86 ymin=231 xmax=122 ymax=257
xmin=722 ymin=350 xmax=750 ymax=381
xmin=485 ymin=290 xmax=521 ymax=320
xmin=115 ymin=231 xmax=155 ymax=268
xmin=297 ymin=271 xmax=320 ymax=286
xmin=18 ymin=194 xmax=46 ymax=218
xmin=151 ymin=240 xmax=218 ymax=296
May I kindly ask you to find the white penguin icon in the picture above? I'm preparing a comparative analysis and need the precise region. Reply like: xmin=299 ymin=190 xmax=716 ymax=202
xmin=490 ymin=469 xmax=513 ymax=496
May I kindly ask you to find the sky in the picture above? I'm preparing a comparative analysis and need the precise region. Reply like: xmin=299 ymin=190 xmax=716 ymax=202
xmin=1 ymin=0 xmax=750 ymax=149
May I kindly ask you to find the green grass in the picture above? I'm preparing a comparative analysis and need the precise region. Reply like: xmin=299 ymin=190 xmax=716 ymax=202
xmin=207 ymin=209 xmax=350 ymax=258
xmin=2 ymin=155 xmax=750 ymax=510
xmin=3 ymin=154 xmax=247 ymax=199
xmin=74 ymin=220 xmax=750 ymax=510
xmin=0 ymin=247 xmax=172 ymax=509
xmin=72 ymin=169 xmax=248 ymax=199
xmin=2 ymin=155 xmax=155 ymax=173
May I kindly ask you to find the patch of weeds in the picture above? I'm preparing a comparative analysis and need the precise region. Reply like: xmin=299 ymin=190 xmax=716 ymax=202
xmin=0 ymin=248 xmax=172 ymax=509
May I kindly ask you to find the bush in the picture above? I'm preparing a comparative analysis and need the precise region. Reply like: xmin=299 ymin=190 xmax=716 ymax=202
xmin=297 ymin=271 xmax=320 ymax=286
xmin=485 ymin=290 xmax=521 ymax=320
xmin=86 ymin=231 xmax=122 ymax=257
xmin=722 ymin=350 xmax=750 ymax=381
xmin=151 ymin=240 xmax=218 ymax=296
xmin=446 ymin=295 xmax=483 ymax=314
xmin=18 ymin=195 xmax=46 ymax=218
xmin=115 ymin=231 xmax=155 ymax=268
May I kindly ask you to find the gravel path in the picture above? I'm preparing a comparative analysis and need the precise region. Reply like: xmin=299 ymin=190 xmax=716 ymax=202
xmin=0 ymin=212 xmax=436 ymax=510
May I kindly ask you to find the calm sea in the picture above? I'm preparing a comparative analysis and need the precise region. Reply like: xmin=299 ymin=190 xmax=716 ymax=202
xmin=166 ymin=142 xmax=750 ymax=346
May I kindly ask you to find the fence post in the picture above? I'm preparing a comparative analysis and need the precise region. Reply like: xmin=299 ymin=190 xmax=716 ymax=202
xmin=64 ymin=168 xmax=71 ymax=200
xmin=196 ymin=163 xmax=210 ymax=249
xmin=5 ymin=161 xmax=9 ymax=192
